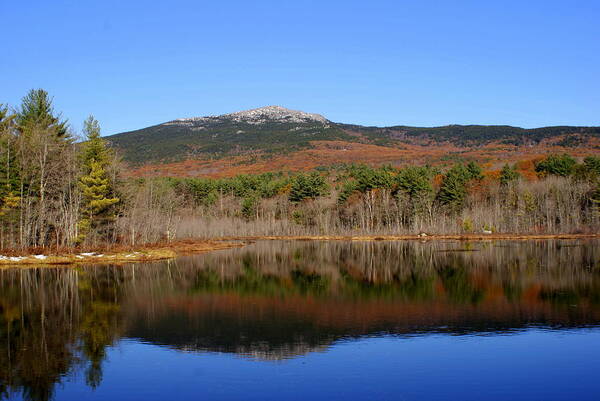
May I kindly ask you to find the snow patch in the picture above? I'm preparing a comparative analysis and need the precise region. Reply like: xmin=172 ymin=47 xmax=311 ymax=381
xmin=0 ymin=255 xmax=30 ymax=261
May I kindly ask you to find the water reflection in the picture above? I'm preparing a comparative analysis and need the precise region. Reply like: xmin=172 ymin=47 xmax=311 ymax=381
xmin=1 ymin=239 xmax=599 ymax=400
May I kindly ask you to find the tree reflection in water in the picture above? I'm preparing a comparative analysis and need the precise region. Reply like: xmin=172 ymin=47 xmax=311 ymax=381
xmin=1 ymin=239 xmax=599 ymax=400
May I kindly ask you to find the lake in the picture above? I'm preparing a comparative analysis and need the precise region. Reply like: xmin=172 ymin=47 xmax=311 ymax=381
xmin=1 ymin=239 xmax=600 ymax=401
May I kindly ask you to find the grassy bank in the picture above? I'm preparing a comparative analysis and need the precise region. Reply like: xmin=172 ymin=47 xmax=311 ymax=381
xmin=0 ymin=239 xmax=245 ymax=267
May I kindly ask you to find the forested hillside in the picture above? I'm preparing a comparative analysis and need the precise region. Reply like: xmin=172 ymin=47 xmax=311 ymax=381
xmin=108 ymin=108 xmax=350 ymax=164
xmin=106 ymin=106 xmax=600 ymax=178
xmin=339 ymin=123 xmax=600 ymax=146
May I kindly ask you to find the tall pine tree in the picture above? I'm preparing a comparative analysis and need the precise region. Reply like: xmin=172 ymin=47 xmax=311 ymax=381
xmin=14 ymin=89 xmax=74 ymax=247
xmin=77 ymin=116 xmax=119 ymax=244
xmin=437 ymin=163 xmax=483 ymax=212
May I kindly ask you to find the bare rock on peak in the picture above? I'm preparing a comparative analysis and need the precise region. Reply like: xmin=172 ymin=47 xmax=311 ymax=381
xmin=169 ymin=106 xmax=328 ymax=126
xmin=224 ymin=106 xmax=328 ymax=124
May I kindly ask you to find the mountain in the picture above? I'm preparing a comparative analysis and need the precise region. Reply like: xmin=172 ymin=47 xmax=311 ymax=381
xmin=106 ymin=106 xmax=600 ymax=177
xmin=107 ymin=106 xmax=349 ymax=164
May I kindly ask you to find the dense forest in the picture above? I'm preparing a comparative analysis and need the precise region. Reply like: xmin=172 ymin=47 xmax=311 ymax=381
xmin=1 ymin=90 xmax=599 ymax=252
xmin=341 ymin=123 xmax=600 ymax=147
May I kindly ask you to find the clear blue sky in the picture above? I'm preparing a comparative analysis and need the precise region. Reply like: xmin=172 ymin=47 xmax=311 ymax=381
xmin=1 ymin=0 xmax=599 ymax=135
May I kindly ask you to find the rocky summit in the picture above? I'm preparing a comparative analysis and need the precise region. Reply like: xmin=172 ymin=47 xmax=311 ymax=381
xmin=223 ymin=106 xmax=328 ymax=125
xmin=169 ymin=106 xmax=328 ymax=126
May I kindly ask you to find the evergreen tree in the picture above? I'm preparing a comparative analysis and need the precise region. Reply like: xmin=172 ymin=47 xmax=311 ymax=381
xmin=337 ymin=180 xmax=359 ymax=204
xmin=337 ymin=165 xmax=396 ymax=204
xmin=289 ymin=172 xmax=329 ymax=202
xmin=16 ymin=89 xmax=68 ymax=136
xmin=77 ymin=116 xmax=119 ymax=243
xmin=350 ymin=164 xmax=395 ymax=192
xmin=583 ymin=156 xmax=600 ymax=176
xmin=241 ymin=196 xmax=258 ymax=220
xmin=80 ymin=116 xmax=109 ymax=168
xmin=437 ymin=163 xmax=482 ymax=211
xmin=6 ymin=90 xmax=76 ymax=248
xmin=395 ymin=166 xmax=435 ymax=224
xmin=466 ymin=161 xmax=484 ymax=181
xmin=535 ymin=154 xmax=576 ymax=177
xmin=499 ymin=164 xmax=520 ymax=185
xmin=437 ymin=169 xmax=468 ymax=208
xmin=396 ymin=166 xmax=433 ymax=198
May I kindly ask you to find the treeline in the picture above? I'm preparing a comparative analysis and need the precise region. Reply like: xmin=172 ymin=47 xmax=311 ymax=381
xmin=1 ymin=90 xmax=599 ymax=251
xmin=344 ymin=123 xmax=600 ymax=146
xmin=0 ymin=89 xmax=120 ymax=250
xmin=145 ymin=156 xmax=599 ymax=238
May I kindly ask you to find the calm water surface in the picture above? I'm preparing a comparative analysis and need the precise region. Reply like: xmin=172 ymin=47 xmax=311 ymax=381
xmin=1 ymin=240 xmax=600 ymax=401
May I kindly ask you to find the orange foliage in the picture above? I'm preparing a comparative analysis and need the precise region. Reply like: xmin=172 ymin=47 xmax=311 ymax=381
xmin=125 ymin=138 xmax=600 ymax=179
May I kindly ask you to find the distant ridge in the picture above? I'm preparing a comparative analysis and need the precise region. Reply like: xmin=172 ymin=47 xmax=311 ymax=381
xmin=105 ymin=106 xmax=600 ymax=175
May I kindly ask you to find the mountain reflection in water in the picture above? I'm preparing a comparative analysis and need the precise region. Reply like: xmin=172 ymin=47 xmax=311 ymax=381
xmin=1 ymin=239 xmax=600 ymax=400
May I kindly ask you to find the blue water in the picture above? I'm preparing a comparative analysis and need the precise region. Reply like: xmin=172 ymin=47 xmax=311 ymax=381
xmin=2 ymin=240 xmax=600 ymax=400
xmin=50 ymin=330 xmax=600 ymax=401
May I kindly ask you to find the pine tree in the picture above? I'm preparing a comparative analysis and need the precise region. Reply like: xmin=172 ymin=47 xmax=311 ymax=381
xmin=437 ymin=163 xmax=482 ymax=211
xmin=396 ymin=166 xmax=433 ymax=199
xmin=499 ymin=164 xmax=520 ymax=185
xmin=289 ymin=172 xmax=329 ymax=202
xmin=80 ymin=116 xmax=107 ymax=167
xmin=466 ymin=161 xmax=484 ymax=181
xmin=583 ymin=156 xmax=600 ymax=176
xmin=77 ymin=116 xmax=119 ymax=243
xmin=535 ymin=154 xmax=576 ymax=177
xmin=437 ymin=169 xmax=468 ymax=208
xmin=241 ymin=196 xmax=258 ymax=220
xmin=13 ymin=89 xmax=75 ymax=247
xmin=16 ymin=89 xmax=68 ymax=136
xmin=395 ymin=166 xmax=435 ymax=221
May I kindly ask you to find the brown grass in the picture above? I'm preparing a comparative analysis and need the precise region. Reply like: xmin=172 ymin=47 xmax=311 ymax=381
xmin=0 ymin=239 xmax=246 ymax=267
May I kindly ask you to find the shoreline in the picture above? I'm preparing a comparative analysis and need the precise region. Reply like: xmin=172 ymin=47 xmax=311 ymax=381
xmin=1 ymin=233 xmax=598 ymax=267
xmin=217 ymin=233 xmax=600 ymax=241
xmin=0 ymin=240 xmax=246 ymax=267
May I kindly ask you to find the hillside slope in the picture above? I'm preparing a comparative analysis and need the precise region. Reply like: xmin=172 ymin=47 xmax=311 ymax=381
xmin=106 ymin=106 xmax=600 ymax=177
xmin=108 ymin=106 xmax=349 ymax=164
